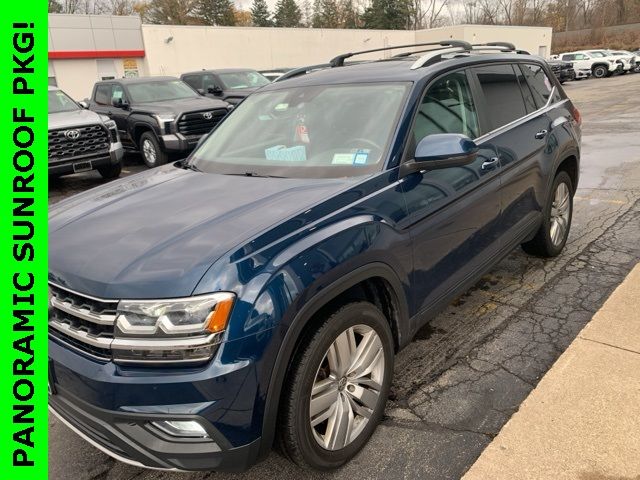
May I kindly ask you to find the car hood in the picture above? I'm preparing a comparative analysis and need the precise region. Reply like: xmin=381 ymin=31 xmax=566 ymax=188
xmin=133 ymin=96 xmax=228 ymax=114
xmin=49 ymin=165 xmax=355 ymax=299
xmin=49 ymin=109 xmax=104 ymax=129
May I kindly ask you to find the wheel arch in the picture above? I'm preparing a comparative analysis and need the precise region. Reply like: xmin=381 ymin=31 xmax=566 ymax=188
xmin=257 ymin=262 xmax=409 ymax=459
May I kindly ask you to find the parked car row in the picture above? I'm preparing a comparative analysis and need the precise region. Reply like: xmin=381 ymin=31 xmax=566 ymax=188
xmin=549 ymin=48 xmax=640 ymax=83
xmin=47 ymin=68 xmax=275 ymax=178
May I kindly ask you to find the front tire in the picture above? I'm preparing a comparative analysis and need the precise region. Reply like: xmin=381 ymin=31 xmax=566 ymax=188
xmin=139 ymin=131 xmax=168 ymax=168
xmin=522 ymin=171 xmax=573 ymax=257
xmin=97 ymin=162 xmax=121 ymax=179
xmin=277 ymin=301 xmax=394 ymax=470
xmin=592 ymin=65 xmax=608 ymax=78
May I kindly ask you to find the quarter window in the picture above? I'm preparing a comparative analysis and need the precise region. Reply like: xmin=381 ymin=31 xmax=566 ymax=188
xmin=520 ymin=64 xmax=561 ymax=108
xmin=473 ymin=64 xmax=527 ymax=130
xmin=411 ymin=71 xmax=479 ymax=143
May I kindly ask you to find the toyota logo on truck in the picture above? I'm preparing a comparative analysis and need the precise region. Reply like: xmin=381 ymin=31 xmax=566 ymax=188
xmin=202 ymin=112 xmax=213 ymax=120
xmin=64 ymin=129 xmax=81 ymax=140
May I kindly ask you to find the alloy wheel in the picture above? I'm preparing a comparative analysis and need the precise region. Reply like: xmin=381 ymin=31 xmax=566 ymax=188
xmin=142 ymin=138 xmax=157 ymax=166
xmin=550 ymin=182 xmax=571 ymax=246
xmin=309 ymin=324 xmax=385 ymax=451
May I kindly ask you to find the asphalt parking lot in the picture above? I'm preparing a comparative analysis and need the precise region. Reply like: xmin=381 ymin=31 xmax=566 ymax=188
xmin=48 ymin=74 xmax=640 ymax=480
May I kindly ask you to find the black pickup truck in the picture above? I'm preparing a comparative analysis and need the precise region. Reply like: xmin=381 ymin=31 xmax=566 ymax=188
xmin=87 ymin=76 xmax=231 ymax=167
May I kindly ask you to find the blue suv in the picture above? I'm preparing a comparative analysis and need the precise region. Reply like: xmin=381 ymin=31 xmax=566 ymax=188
xmin=48 ymin=41 xmax=581 ymax=472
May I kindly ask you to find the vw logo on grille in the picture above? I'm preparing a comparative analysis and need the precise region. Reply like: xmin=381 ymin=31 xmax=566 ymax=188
xmin=64 ymin=129 xmax=81 ymax=140
xmin=202 ymin=112 xmax=213 ymax=120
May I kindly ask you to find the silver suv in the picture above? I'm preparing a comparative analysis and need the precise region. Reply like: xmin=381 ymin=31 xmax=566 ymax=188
xmin=48 ymin=86 xmax=123 ymax=179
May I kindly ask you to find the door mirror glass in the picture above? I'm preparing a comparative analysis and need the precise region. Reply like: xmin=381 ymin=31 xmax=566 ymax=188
xmin=414 ymin=133 xmax=478 ymax=169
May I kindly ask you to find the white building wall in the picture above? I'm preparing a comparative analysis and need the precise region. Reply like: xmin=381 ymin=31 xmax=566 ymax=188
xmin=48 ymin=14 xmax=552 ymax=100
xmin=141 ymin=25 xmax=415 ymax=76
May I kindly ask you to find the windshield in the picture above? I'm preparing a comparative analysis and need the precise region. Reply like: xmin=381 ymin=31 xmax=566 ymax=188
xmin=48 ymin=90 xmax=80 ymax=113
xmin=126 ymin=80 xmax=199 ymax=103
xmin=217 ymin=71 xmax=271 ymax=90
xmin=191 ymin=83 xmax=409 ymax=179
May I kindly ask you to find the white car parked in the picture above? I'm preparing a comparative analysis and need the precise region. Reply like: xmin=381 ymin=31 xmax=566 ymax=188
xmin=606 ymin=50 xmax=639 ymax=73
xmin=556 ymin=50 xmax=620 ymax=78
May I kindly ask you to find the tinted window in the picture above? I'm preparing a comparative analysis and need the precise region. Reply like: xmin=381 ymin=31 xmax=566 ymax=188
xmin=520 ymin=64 xmax=560 ymax=108
xmin=182 ymin=75 xmax=201 ymax=90
xmin=474 ymin=64 xmax=527 ymax=130
xmin=561 ymin=54 xmax=575 ymax=61
xmin=514 ymin=65 xmax=537 ymax=113
xmin=95 ymin=84 xmax=112 ymax=105
xmin=412 ymin=71 xmax=479 ymax=143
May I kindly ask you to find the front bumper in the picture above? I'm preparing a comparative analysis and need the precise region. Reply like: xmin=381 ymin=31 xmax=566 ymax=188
xmin=48 ymin=331 xmax=269 ymax=471
xmin=49 ymin=390 xmax=260 ymax=471
xmin=49 ymin=141 xmax=123 ymax=176
xmin=575 ymin=69 xmax=592 ymax=79
xmin=159 ymin=133 xmax=203 ymax=154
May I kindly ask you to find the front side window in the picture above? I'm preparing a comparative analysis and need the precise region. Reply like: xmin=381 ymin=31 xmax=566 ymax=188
xmin=561 ymin=54 xmax=575 ymax=61
xmin=411 ymin=71 xmax=479 ymax=143
xmin=182 ymin=75 xmax=202 ymax=90
xmin=473 ymin=64 xmax=527 ymax=130
xmin=94 ymin=84 xmax=113 ymax=105
xmin=191 ymin=83 xmax=409 ymax=178
xmin=48 ymin=90 xmax=80 ymax=113
xmin=126 ymin=80 xmax=199 ymax=103
xmin=217 ymin=71 xmax=270 ymax=90
xmin=520 ymin=64 xmax=560 ymax=108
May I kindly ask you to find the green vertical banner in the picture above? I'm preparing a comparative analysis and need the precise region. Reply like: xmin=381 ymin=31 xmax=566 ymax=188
xmin=0 ymin=2 xmax=48 ymax=480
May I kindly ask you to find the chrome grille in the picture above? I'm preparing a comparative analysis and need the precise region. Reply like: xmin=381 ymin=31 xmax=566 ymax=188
xmin=48 ymin=124 xmax=110 ymax=163
xmin=177 ymin=109 xmax=227 ymax=136
xmin=48 ymin=283 xmax=117 ymax=361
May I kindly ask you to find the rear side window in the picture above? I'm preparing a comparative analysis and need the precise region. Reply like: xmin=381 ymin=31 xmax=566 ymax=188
xmin=94 ymin=84 xmax=112 ymax=105
xmin=473 ymin=64 xmax=527 ymax=130
xmin=561 ymin=54 xmax=575 ymax=61
xmin=412 ymin=71 xmax=479 ymax=142
xmin=520 ymin=64 xmax=562 ymax=108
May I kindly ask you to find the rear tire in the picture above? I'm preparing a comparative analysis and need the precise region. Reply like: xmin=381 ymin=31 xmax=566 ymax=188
xmin=97 ymin=162 xmax=121 ymax=179
xmin=277 ymin=301 xmax=394 ymax=470
xmin=139 ymin=131 xmax=168 ymax=168
xmin=522 ymin=171 xmax=573 ymax=257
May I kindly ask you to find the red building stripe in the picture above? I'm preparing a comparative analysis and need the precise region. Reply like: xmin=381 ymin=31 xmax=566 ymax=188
xmin=48 ymin=50 xmax=145 ymax=59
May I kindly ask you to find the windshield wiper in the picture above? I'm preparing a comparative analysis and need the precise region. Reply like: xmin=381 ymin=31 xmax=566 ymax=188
xmin=225 ymin=171 xmax=286 ymax=178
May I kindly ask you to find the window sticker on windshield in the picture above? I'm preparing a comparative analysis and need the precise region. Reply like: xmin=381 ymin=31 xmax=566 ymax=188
xmin=353 ymin=150 xmax=369 ymax=165
xmin=265 ymin=145 xmax=306 ymax=162
xmin=332 ymin=153 xmax=355 ymax=165
xmin=275 ymin=103 xmax=289 ymax=111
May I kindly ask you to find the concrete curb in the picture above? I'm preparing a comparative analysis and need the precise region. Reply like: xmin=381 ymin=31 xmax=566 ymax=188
xmin=463 ymin=264 xmax=640 ymax=480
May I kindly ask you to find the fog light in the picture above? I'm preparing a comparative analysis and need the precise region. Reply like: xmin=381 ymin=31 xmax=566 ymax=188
xmin=151 ymin=420 xmax=209 ymax=438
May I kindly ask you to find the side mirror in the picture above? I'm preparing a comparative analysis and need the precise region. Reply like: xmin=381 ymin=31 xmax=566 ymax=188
xmin=78 ymin=100 xmax=89 ymax=109
xmin=197 ymin=88 xmax=206 ymax=96
xmin=111 ymin=97 xmax=128 ymax=109
xmin=401 ymin=133 xmax=478 ymax=176
xmin=207 ymin=86 xmax=223 ymax=96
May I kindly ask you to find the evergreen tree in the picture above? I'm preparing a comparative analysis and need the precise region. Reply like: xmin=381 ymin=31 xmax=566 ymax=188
xmin=339 ymin=0 xmax=359 ymax=28
xmin=251 ymin=0 xmax=273 ymax=26
xmin=274 ymin=0 xmax=302 ymax=26
xmin=361 ymin=0 xmax=411 ymax=29
xmin=198 ymin=0 xmax=236 ymax=26
xmin=144 ymin=0 xmax=199 ymax=25
xmin=319 ymin=0 xmax=340 ymax=27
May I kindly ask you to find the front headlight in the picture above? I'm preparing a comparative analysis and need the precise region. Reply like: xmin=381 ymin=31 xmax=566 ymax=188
xmin=112 ymin=292 xmax=235 ymax=364
xmin=154 ymin=114 xmax=176 ymax=134
xmin=103 ymin=119 xmax=118 ymax=142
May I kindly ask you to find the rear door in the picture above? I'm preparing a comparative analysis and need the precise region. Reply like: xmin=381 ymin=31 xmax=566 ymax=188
xmin=470 ymin=62 xmax=552 ymax=248
xmin=402 ymin=69 xmax=502 ymax=328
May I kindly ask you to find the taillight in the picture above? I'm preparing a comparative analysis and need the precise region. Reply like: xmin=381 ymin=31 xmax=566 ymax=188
xmin=570 ymin=105 xmax=581 ymax=126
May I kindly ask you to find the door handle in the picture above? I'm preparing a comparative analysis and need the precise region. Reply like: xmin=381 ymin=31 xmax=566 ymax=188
xmin=535 ymin=129 xmax=548 ymax=139
xmin=481 ymin=157 xmax=499 ymax=170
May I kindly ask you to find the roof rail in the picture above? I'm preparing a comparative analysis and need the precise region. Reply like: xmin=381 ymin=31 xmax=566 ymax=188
xmin=274 ymin=63 xmax=332 ymax=83
xmin=329 ymin=40 xmax=473 ymax=67
xmin=410 ymin=47 xmax=468 ymax=69
xmin=473 ymin=41 xmax=517 ymax=50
